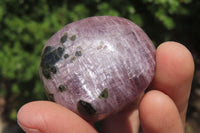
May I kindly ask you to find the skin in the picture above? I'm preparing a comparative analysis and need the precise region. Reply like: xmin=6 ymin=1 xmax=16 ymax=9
xmin=17 ymin=41 xmax=194 ymax=133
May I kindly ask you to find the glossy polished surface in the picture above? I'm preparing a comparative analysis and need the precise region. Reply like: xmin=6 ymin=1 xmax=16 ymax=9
xmin=39 ymin=16 xmax=156 ymax=121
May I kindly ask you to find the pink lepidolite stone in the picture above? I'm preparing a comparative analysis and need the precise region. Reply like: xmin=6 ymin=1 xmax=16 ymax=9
xmin=39 ymin=16 xmax=156 ymax=121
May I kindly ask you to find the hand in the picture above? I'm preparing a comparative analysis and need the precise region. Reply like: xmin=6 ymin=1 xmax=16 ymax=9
xmin=17 ymin=41 xmax=194 ymax=133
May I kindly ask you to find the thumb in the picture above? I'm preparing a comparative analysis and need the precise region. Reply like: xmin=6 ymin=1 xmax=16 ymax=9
xmin=17 ymin=101 xmax=97 ymax=133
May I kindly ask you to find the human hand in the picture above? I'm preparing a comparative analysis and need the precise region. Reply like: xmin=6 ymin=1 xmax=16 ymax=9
xmin=17 ymin=41 xmax=194 ymax=133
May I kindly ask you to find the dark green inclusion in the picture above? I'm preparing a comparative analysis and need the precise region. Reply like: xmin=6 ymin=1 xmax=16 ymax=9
xmin=75 ymin=51 xmax=82 ymax=56
xmin=58 ymin=85 xmax=67 ymax=92
xmin=70 ymin=56 xmax=76 ymax=61
xmin=98 ymin=88 xmax=108 ymax=99
xmin=77 ymin=100 xmax=96 ymax=117
xmin=60 ymin=33 xmax=68 ymax=43
xmin=64 ymin=54 xmax=69 ymax=59
xmin=40 ymin=46 xmax=64 ymax=79
xmin=48 ymin=94 xmax=55 ymax=102
xmin=70 ymin=35 xmax=76 ymax=41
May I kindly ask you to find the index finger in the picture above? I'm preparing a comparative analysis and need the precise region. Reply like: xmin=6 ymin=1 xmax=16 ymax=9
xmin=150 ymin=41 xmax=195 ymax=123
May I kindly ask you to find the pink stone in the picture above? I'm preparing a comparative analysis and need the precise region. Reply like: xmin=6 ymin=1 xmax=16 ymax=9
xmin=39 ymin=16 xmax=156 ymax=121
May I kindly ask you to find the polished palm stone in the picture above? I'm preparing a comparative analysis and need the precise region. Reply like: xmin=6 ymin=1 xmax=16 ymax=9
xmin=39 ymin=16 xmax=156 ymax=121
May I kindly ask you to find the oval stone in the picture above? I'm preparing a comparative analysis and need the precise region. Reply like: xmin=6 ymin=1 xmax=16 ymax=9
xmin=39 ymin=16 xmax=156 ymax=121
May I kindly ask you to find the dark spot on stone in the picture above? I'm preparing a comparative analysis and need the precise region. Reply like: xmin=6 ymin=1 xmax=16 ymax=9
xmin=77 ymin=46 xmax=82 ymax=49
xmin=70 ymin=56 xmax=76 ymax=61
xmin=57 ymin=47 xmax=64 ymax=53
xmin=43 ymin=46 xmax=52 ymax=54
xmin=58 ymin=85 xmax=67 ymax=92
xmin=48 ymin=93 xmax=55 ymax=102
xmin=50 ymin=66 xmax=57 ymax=74
xmin=64 ymin=54 xmax=69 ymax=59
xmin=70 ymin=35 xmax=76 ymax=41
xmin=40 ymin=46 xmax=64 ymax=79
xmin=97 ymin=45 xmax=103 ymax=50
xmin=98 ymin=88 xmax=108 ymax=99
xmin=60 ymin=33 xmax=68 ymax=43
xmin=75 ymin=51 xmax=82 ymax=57
xmin=42 ymin=69 xmax=51 ymax=79
xmin=77 ymin=100 xmax=96 ymax=117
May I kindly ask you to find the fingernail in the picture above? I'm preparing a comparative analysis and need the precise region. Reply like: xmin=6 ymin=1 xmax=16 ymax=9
xmin=17 ymin=121 xmax=42 ymax=133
